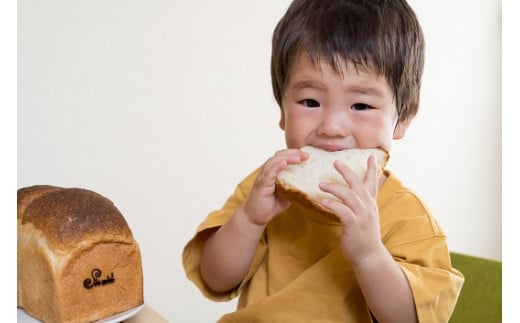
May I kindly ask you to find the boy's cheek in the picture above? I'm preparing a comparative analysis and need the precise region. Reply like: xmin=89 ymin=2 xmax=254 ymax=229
xmin=283 ymin=127 xmax=307 ymax=149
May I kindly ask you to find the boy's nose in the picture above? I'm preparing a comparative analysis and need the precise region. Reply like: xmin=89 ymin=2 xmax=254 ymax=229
xmin=317 ymin=109 xmax=350 ymax=138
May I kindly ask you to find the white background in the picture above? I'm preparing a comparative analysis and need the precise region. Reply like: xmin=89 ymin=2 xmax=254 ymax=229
xmin=17 ymin=0 xmax=502 ymax=321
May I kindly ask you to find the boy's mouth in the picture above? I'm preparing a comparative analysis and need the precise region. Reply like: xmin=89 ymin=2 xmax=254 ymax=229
xmin=315 ymin=144 xmax=351 ymax=152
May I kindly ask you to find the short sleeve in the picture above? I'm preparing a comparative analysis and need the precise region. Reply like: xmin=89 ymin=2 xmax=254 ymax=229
xmin=390 ymin=234 xmax=463 ymax=322
xmin=380 ymin=189 xmax=464 ymax=322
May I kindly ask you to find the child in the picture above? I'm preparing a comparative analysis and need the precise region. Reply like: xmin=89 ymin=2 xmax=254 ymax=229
xmin=182 ymin=0 xmax=464 ymax=322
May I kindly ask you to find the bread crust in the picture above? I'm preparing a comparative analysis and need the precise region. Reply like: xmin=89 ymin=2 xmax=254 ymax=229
xmin=275 ymin=181 xmax=339 ymax=221
xmin=17 ymin=185 xmax=63 ymax=308
xmin=18 ymin=185 xmax=63 ymax=220
xmin=17 ymin=186 xmax=144 ymax=323
xmin=21 ymin=188 xmax=133 ymax=251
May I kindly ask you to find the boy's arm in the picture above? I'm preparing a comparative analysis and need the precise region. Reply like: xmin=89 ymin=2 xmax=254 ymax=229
xmin=200 ymin=205 xmax=266 ymax=293
xmin=200 ymin=149 xmax=309 ymax=293
xmin=320 ymin=157 xmax=417 ymax=323
xmin=351 ymin=244 xmax=417 ymax=323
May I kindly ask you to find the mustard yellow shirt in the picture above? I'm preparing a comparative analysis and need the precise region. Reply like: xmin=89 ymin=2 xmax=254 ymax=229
xmin=182 ymin=169 xmax=464 ymax=322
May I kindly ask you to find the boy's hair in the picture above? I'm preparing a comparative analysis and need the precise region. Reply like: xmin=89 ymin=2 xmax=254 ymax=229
xmin=271 ymin=0 xmax=425 ymax=122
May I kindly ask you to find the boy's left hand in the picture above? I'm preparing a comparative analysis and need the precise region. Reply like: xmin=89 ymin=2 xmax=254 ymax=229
xmin=319 ymin=155 xmax=382 ymax=264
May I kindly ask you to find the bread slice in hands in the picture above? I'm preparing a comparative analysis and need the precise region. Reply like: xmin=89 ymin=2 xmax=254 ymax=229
xmin=275 ymin=146 xmax=389 ymax=217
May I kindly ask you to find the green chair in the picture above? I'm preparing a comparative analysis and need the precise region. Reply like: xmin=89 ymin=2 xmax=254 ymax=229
xmin=449 ymin=252 xmax=502 ymax=323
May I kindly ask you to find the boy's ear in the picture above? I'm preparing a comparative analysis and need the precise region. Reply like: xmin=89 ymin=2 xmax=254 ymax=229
xmin=393 ymin=117 xmax=412 ymax=139
xmin=279 ymin=111 xmax=286 ymax=130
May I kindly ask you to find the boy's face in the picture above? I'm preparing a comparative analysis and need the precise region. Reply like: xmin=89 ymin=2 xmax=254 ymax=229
xmin=280 ymin=52 xmax=410 ymax=152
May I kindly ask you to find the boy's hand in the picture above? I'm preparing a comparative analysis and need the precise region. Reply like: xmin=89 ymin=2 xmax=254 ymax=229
xmin=319 ymin=155 xmax=383 ymax=263
xmin=243 ymin=149 xmax=309 ymax=226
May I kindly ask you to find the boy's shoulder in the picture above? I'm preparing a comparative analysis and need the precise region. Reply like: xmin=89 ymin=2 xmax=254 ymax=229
xmin=379 ymin=170 xmax=446 ymax=239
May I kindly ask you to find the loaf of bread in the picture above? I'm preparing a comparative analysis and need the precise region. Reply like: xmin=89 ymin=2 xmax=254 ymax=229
xmin=275 ymin=146 xmax=389 ymax=216
xmin=17 ymin=185 xmax=144 ymax=323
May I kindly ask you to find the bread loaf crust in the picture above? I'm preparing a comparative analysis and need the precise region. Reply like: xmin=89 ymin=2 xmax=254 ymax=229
xmin=21 ymin=188 xmax=133 ymax=250
xmin=17 ymin=185 xmax=63 ymax=220
xmin=17 ymin=185 xmax=63 ymax=308
xmin=17 ymin=185 xmax=144 ymax=323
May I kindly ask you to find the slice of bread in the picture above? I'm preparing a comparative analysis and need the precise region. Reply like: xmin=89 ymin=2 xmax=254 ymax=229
xmin=275 ymin=146 xmax=389 ymax=216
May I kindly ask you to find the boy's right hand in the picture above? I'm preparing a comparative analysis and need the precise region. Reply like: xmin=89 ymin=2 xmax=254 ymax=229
xmin=243 ymin=149 xmax=309 ymax=226
xmin=200 ymin=148 xmax=308 ymax=293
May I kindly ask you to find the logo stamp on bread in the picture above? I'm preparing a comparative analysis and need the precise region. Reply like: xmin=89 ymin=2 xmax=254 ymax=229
xmin=83 ymin=268 xmax=116 ymax=289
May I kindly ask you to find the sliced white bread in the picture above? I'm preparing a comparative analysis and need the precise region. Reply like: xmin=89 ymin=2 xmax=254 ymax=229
xmin=275 ymin=146 xmax=389 ymax=215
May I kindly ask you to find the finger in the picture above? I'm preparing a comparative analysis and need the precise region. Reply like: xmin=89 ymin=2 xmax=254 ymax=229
xmin=319 ymin=181 xmax=361 ymax=212
xmin=273 ymin=148 xmax=309 ymax=165
xmin=364 ymin=155 xmax=378 ymax=197
xmin=321 ymin=197 xmax=355 ymax=225
xmin=268 ymin=158 xmax=289 ymax=180
xmin=259 ymin=149 xmax=309 ymax=187
xmin=333 ymin=160 xmax=364 ymax=194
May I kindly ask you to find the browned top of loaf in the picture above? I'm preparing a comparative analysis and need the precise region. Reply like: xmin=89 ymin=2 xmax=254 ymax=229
xmin=18 ymin=186 xmax=132 ymax=249
xmin=17 ymin=185 xmax=63 ymax=220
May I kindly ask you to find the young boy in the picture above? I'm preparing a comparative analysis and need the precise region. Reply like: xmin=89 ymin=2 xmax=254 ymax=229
xmin=183 ymin=0 xmax=464 ymax=322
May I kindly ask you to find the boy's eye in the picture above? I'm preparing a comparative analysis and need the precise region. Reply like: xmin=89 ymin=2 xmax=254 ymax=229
xmin=299 ymin=99 xmax=320 ymax=108
xmin=351 ymin=103 xmax=372 ymax=111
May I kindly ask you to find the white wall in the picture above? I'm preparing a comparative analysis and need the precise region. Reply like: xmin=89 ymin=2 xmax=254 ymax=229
xmin=17 ymin=0 xmax=501 ymax=321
